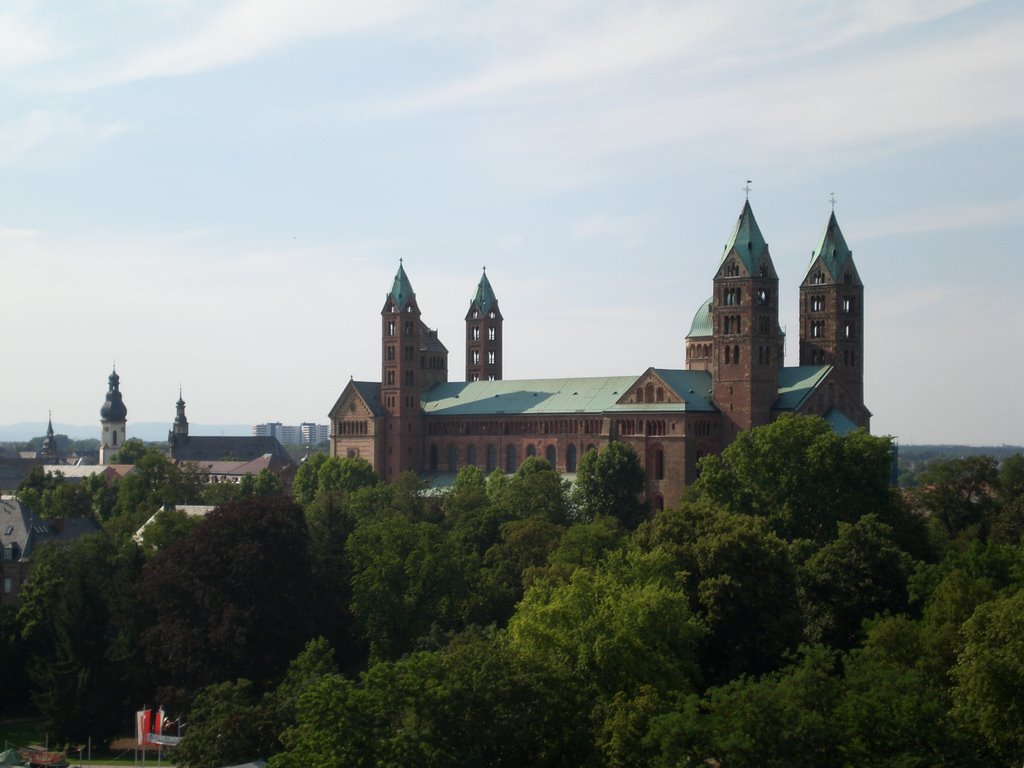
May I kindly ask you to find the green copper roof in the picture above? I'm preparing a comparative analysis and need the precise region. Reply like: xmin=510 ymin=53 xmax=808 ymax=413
xmin=824 ymin=407 xmax=858 ymax=436
xmin=721 ymin=200 xmax=769 ymax=274
xmin=808 ymin=212 xmax=859 ymax=283
xmin=472 ymin=270 xmax=497 ymax=315
xmin=389 ymin=262 xmax=415 ymax=309
xmin=687 ymin=297 xmax=713 ymax=338
xmin=773 ymin=365 xmax=831 ymax=411
xmin=422 ymin=371 xmax=716 ymax=417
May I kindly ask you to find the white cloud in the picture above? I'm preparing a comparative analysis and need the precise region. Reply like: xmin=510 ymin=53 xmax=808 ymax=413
xmin=0 ymin=109 xmax=135 ymax=167
xmin=69 ymin=0 xmax=426 ymax=89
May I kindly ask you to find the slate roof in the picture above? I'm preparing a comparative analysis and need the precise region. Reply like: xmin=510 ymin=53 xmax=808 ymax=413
xmin=774 ymin=365 xmax=832 ymax=411
xmin=721 ymin=200 xmax=769 ymax=274
xmin=169 ymin=434 xmax=293 ymax=464
xmin=352 ymin=381 xmax=386 ymax=417
xmin=1 ymin=496 xmax=100 ymax=561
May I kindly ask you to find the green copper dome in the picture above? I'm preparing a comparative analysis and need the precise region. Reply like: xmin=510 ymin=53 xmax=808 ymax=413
xmin=687 ymin=297 xmax=713 ymax=338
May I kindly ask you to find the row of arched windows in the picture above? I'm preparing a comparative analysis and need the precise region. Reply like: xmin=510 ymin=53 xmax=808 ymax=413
xmin=335 ymin=420 xmax=369 ymax=436
xmin=635 ymin=384 xmax=666 ymax=403
xmin=723 ymin=345 xmax=741 ymax=364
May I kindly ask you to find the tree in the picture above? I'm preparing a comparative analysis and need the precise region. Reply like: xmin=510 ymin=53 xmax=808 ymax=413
xmin=952 ymin=587 xmax=1024 ymax=764
xmin=318 ymin=456 xmax=379 ymax=498
xmin=347 ymin=514 xmax=472 ymax=661
xmin=914 ymin=456 xmax=999 ymax=540
xmin=138 ymin=506 xmax=201 ymax=554
xmin=694 ymin=414 xmax=894 ymax=542
xmin=574 ymin=443 xmax=646 ymax=528
xmin=637 ymin=503 xmax=803 ymax=682
xmin=508 ymin=549 xmax=703 ymax=701
xmin=175 ymin=679 xmax=278 ymax=768
xmin=17 ymin=533 xmax=146 ymax=740
xmin=139 ymin=496 xmax=314 ymax=693
xmin=238 ymin=468 xmax=285 ymax=498
xmin=0 ymin=606 xmax=29 ymax=717
xmin=292 ymin=452 xmax=328 ymax=506
xmin=797 ymin=514 xmax=914 ymax=649
xmin=489 ymin=457 xmax=570 ymax=525
xmin=109 ymin=437 xmax=147 ymax=464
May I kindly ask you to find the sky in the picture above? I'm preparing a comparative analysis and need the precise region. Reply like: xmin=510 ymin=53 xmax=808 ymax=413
xmin=1 ymin=0 xmax=1022 ymax=445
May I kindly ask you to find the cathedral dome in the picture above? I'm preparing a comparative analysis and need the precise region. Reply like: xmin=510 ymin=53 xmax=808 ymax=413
xmin=100 ymin=368 xmax=128 ymax=421
xmin=687 ymin=297 xmax=713 ymax=338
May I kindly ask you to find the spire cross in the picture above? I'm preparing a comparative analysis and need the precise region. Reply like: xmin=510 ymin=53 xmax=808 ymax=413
xmin=744 ymin=180 xmax=752 ymax=200
xmin=829 ymin=192 xmax=837 ymax=212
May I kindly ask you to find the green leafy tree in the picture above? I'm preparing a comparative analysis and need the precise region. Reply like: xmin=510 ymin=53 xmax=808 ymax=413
xmin=17 ymin=533 xmax=146 ymax=740
xmin=952 ymin=587 xmax=1024 ymax=764
xmin=175 ymin=679 xmax=278 ymax=768
xmin=574 ymin=442 xmax=646 ymax=528
xmin=637 ymin=503 xmax=803 ymax=682
xmin=109 ymin=437 xmax=147 ymax=464
xmin=489 ymin=457 xmax=570 ymax=525
xmin=238 ymin=468 xmax=286 ymax=498
xmin=347 ymin=514 xmax=472 ymax=661
xmin=0 ymin=606 xmax=29 ymax=717
xmin=694 ymin=414 xmax=894 ymax=542
xmin=138 ymin=507 xmax=201 ymax=554
xmin=914 ymin=456 xmax=999 ymax=540
xmin=318 ymin=456 xmax=379 ymax=497
xmin=797 ymin=514 xmax=914 ymax=648
xmin=508 ymin=548 xmax=703 ymax=701
xmin=292 ymin=452 xmax=328 ymax=506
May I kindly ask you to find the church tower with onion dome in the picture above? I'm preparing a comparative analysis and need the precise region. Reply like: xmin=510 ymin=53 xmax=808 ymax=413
xmin=99 ymin=367 xmax=128 ymax=464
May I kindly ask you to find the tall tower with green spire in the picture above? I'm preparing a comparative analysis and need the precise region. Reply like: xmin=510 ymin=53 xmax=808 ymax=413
xmin=465 ymin=268 xmax=503 ymax=381
xmin=799 ymin=208 xmax=865 ymax=416
xmin=379 ymin=262 xmax=448 ymax=479
xmin=711 ymin=199 xmax=782 ymax=441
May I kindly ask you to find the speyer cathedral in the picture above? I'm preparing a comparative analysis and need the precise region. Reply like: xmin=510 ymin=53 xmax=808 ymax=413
xmin=329 ymin=199 xmax=869 ymax=510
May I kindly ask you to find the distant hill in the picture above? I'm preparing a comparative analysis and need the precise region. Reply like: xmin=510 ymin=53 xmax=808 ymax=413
xmin=0 ymin=421 xmax=254 ymax=443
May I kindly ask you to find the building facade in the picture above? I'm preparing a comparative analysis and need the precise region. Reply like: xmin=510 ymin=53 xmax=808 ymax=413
xmin=329 ymin=201 xmax=870 ymax=510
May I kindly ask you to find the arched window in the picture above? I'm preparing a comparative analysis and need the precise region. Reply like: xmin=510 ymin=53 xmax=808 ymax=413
xmin=449 ymin=444 xmax=458 ymax=470
xmin=507 ymin=445 xmax=517 ymax=472
xmin=527 ymin=444 xmax=536 ymax=458
xmin=467 ymin=445 xmax=477 ymax=466
xmin=429 ymin=444 xmax=438 ymax=471
xmin=567 ymin=444 xmax=577 ymax=473
xmin=486 ymin=444 xmax=496 ymax=472
xmin=546 ymin=444 xmax=557 ymax=469
xmin=725 ymin=346 xmax=731 ymax=364
xmin=636 ymin=388 xmax=645 ymax=403
xmin=655 ymin=449 xmax=664 ymax=480
xmin=733 ymin=345 xmax=740 ymax=363
xmin=645 ymin=384 xmax=654 ymax=402
xmin=655 ymin=495 xmax=664 ymax=511
xmin=656 ymin=388 xmax=664 ymax=403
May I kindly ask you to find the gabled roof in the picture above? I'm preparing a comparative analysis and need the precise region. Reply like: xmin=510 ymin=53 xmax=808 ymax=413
xmin=806 ymin=211 xmax=860 ymax=284
xmin=1 ymin=495 xmax=101 ymax=560
xmin=388 ymin=262 xmax=415 ymax=310
xmin=471 ymin=269 xmax=498 ymax=316
xmin=352 ymin=381 xmax=385 ymax=417
xmin=774 ymin=365 xmax=832 ymax=411
xmin=721 ymin=200 xmax=769 ymax=274
xmin=420 ymin=322 xmax=449 ymax=354
xmin=170 ymin=435 xmax=293 ymax=464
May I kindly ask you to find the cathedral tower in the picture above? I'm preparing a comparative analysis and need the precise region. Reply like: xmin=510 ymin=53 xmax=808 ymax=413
xmin=465 ymin=268 xmax=503 ymax=381
xmin=40 ymin=413 xmax=59 ymax=462
xmin=99 ymin=367 xmax=127 ymax=464
xmin=380 ymin=263 xmax=448 ymax=479
xmin=711 ymin=200 xmax=781 ymax=442
xmin=799 ymin=209 xmax=864 ymax=409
